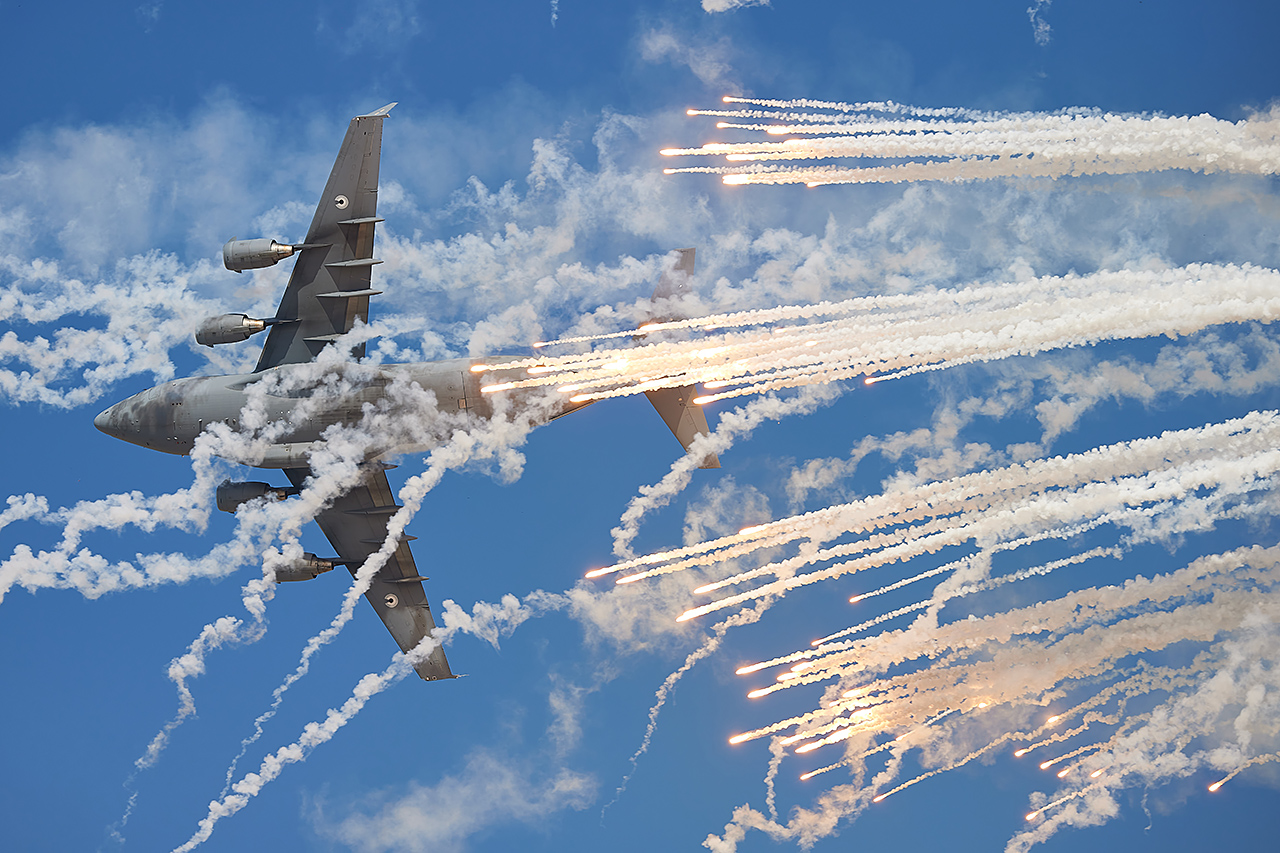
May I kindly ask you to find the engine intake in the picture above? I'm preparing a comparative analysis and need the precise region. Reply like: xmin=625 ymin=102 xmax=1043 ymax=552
xmin=222 ymin=238 xmax=296 ymax=272
xmin=196 ymin=314 xmax=272 ymax=347
xmin=216 ymin=480 xmax=298 ymax=513
xmin=275 ymin=553 xmax=338 ymax=583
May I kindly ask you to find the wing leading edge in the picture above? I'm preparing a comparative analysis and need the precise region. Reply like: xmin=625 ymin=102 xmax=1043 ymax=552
xmin=262 ymin=107 xmax=451 ymax=681
xmin=255 ymin=105 xmax=396 ymax=372
xmin=285 ymin=466 xmax=454 ymax=681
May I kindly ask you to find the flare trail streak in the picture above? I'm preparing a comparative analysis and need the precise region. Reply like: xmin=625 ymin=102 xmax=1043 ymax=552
xmin=599 ymin=413 xmax=1280 ymax=849
xmin=478 ymin=263 xmax=1280 ymax=407
xmin=661 ymin=96 xmax=1280 ymax=187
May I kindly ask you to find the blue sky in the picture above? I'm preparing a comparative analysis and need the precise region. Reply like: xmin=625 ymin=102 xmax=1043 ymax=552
xmin=3 ymin=2 xmax=1280 ymax=851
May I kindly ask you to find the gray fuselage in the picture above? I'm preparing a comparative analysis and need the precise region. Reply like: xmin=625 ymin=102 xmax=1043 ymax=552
xmin=93 ymin=357 xmax=577 ymax=468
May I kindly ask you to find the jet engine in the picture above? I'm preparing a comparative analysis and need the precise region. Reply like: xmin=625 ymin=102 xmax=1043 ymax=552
xmin=222 ymin=238 xmax=296 ymax=272
xmin=195 ymin=313 xmax=273 ymax=347
xmin=215 ymin=479 xmax=298 ymax=513
xmin=275 ymin=553 xmax=338 ymax=583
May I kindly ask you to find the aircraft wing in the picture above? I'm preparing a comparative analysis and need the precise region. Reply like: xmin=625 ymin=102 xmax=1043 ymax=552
xmin=284 ymin=465 xmax=454 ymax=681
xmin=255 ymin=104 xmax=397 ymax=372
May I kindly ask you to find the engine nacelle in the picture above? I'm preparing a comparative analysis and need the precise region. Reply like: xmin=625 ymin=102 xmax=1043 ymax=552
xmin=275 ymin=553 xmax=337 ymax=583
xmin=215 ymin=480 xmax=297 ymax=513
xmin=196 ymin=313 xmax=269 ymax=347
xmin=223 ymin=238 xmax=296 ymax=272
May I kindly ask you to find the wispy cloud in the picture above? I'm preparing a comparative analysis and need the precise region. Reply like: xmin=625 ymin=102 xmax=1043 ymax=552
xmin=315 ymin=0 xmax=423 ymax=55
xmin=640 ymin=26 xmax=744 ymax=92
xmin=1028 ymin=0 xmax=1053 ymax=46
xmin=702 ymin=0 xmax=770 ymax=12
xmin=318 ymin=748 xmax=595 ymax=853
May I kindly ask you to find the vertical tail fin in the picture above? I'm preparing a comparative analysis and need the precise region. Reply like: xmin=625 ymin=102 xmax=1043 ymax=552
xmin=644 ymin=249 xmax=720 ymax=469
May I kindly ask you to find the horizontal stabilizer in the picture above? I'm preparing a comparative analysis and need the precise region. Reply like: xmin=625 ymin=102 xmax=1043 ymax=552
xmin=645 ymin=386 xmax=720 ymax=468
xmin=645 ymin=247 xmax=718 ymax=468
xmin=359 ymin=102 xmax=398 ymax=118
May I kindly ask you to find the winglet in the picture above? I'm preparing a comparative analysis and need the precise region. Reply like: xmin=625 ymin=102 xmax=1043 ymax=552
xmin=359 ymin=102 xmax=397 ymax=118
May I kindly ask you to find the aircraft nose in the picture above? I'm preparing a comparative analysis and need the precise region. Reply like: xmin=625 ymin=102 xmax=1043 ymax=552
xmin=94 ymin=403 xmax=122 ymax=438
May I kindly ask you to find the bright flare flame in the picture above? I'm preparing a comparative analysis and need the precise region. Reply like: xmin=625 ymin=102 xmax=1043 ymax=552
xmin=1209 ymin=780 xmax=1224 ymax=792
xmin=1090 ymin=769 xmax=1104 ymax=779
xmin=481 ymin=382 xmax=514 ymax=393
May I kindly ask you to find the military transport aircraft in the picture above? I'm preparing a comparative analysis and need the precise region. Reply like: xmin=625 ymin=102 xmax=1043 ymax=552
xmin=92 ymin=104 xmax=717 ymax=681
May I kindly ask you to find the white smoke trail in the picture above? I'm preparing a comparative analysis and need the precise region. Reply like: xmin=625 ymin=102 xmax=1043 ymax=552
xmin=592 ymin=411 xmax=1280 ymax=594
xmin=213 ymin=388 xmax=557 ymax=798
xmin=610 ymin=385 xmax=840 ymax=559
xmin=663 ymin=99 xmax=1280 ymax=186
xmin=167 ymin=382 xmax=557 ymax=848
xmin=135 ymin=616 xmax=248 ymax=770
xmin=1027 ymin=0 xmax=1053 ymax=46
xmin=102 ymin=362 xmax=480 ymax=841
xmin=0 ymin=252 xmax=239 ymax=407
xmin=169 ymin=634 xmax=442 ymax=853
xmin=605 ymin=601 xmax=771 ymax=812
xmin=478 ymin=263 xmax=1280 ymax=408
xmin=28 ymin=357 xmax=455 ymax=821
xmin=0 ymin=353 xmax=413 ymax=605
xmin=697 ymin=545 xmax=1280 ymax=850
xmin=597 ymin=407 xmax=1280 ymax=851
xmin=593 ymin=409 xmax=1280 ymax=573
xmin=196 ymin=585 xmax=576 ymax=848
